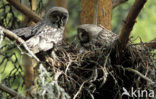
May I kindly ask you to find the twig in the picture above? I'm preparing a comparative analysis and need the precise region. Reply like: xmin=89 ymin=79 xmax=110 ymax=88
xmin=7 ymin=0 xmax=41 ymax=23
xmin=65 ymin=54 xmax=72 ymax=74
xmin=0 ymin=83 xmax=28 ymax=99
xmin=145 ymin=38 xmax=156 ymax=49
xmin=113 ymin=0 xmax=128 ymax=8
xmin=118 ymin=0 xmax=147 ymax=49
xmin=125 ymin=68 xmax=155 ymax=85
xmin=73 ymin=81 xmax=87 ymax=99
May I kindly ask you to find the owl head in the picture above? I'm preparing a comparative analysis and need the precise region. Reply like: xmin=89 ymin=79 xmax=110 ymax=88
xmin=46 ymin=7 xmax=69 ymax=28
xmin=77 ymin=24 xmax=103 ymax=49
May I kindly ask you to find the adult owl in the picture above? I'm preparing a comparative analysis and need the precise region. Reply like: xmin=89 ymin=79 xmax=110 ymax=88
xmin=77 ymin=24 xmax=118 ymax=49
xmin=13 ymin=7 xmax=69 ymax=54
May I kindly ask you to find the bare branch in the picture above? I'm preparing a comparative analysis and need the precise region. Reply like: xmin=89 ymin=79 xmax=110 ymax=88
xmin=7 ymin=0 xmax=41 ymax=23
xmin=0 ymin=83 xmax=28 ymax=99
xmin=145 ymin=38 xmax=156 ymax=49
xmin=113 ymin=0 xmax=128 ymax=9
xmin=118 ymin=0 xmax=147 ymax=49
xmin=0 ymin=26 xmax=39 ymax=61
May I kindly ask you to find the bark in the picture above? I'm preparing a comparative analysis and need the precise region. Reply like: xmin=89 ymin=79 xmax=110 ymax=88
xmin=81 ymin=0 xmax=112 ymax=30
xmin=54 ymin=0 xmax=67 ymax=8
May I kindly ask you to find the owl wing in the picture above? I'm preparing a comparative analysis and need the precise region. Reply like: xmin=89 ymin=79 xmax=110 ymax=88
xmin=26 ymin=36 xmax=40 ymax=53
xmin=97 ymin=28 xmax=118 ymax=45
xmin=12 ymin=27 xmax=33 ymax=40
xmin=26 ymin=34 xmax=55 ymax=54
xmin=26 ymin=24 xmax=63 ymax=53
xmin=31 ymin=21 xmax=48 ymax=36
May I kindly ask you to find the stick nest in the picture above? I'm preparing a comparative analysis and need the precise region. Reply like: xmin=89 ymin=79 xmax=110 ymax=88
xmin=40 ymin=41 xmax=156 ymax=99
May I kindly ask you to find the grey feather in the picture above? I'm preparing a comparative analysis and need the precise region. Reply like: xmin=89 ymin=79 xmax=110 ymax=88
xmin=12 ymin=27 xmax=32 ymax=39
xmin=13 ymin=7 xmax=69 ymax=54
xmin=77 ymin=24 xmax=118 ymax=49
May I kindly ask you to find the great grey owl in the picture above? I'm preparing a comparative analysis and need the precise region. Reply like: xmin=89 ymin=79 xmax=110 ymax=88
xmin=77 ymin=24 xmax=118 ymax=49
xmin=13 ymin=7 xmax=69 ymax=54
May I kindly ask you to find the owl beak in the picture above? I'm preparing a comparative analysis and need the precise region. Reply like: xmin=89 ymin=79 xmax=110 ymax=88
xmin=56 ymin=16 xmax=60 ymax=22
xmin=58 ymin=18 xmax=64 ymax=28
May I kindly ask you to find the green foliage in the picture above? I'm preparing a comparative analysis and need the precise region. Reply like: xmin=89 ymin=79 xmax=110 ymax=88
xmin=131 ymin=0 xmax=156 ymax=42
xmin=0 ymin=37 xmax=25 ymax=96
xmin=0 ymin=0 xmax=23 ymax=29
xmin=112 ymin=0 xmax=156 ymax=43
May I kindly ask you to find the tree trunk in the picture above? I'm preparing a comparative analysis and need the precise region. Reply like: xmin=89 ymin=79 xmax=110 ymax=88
xmin=54 ymin=0 xmax=67 ymax=8
xmin=81 ymin=0 xmax=112 ymax=30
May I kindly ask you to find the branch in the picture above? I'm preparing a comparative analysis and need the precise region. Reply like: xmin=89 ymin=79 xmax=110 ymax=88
xmin=125 ymin=68 xmax=155 ymax=85
xmin=7 ymin=0 xmax=41 ymax=23
xmin=0 ymin=83 xmax=28 ymax=99
xmin=145 ymin=38 xmax=156 ymax=49
xmin=0 ymin=26 xmax=39 ymax=61
xmin=118 ymin=0 xmax=147 ymax=49
xmin=0 ymin=26 xmax=40 ymax=98
xmin=113 ymin=0 xmax=128 ymax=9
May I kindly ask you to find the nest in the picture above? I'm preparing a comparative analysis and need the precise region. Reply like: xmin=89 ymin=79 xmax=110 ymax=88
xmin=37 ymin=41 xmax=156 ymax=99
xmin=0 ymin=29 xmax=155 ymax=98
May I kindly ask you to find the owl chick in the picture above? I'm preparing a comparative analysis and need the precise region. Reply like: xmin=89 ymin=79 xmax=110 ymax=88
xmin=77 ymin=24 xmax=118 ymax=49
xmin=13 ymin=7 xmax=69 ymax=54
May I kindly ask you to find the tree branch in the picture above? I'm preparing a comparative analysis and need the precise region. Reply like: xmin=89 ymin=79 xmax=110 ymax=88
xmin=0 ymin=26 xmax=39 ymax=98
xmin=145 ymin=38 xmax=156 ymax=49
xmin=0 ymin=26 xmax=39 ymax=61
xmin=113 ymin=0 xmax=128 ymax=9
xmin=118 ymin=0 xmax=147 ymax=49
xmin=7 ymin=0 xmax=41 ymax=23
xmin=0 ymin=83 xmax=28 ymax=99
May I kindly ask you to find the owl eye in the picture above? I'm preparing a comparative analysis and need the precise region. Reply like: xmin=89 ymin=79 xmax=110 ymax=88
xmin=81 ymin=33 xmax=86 ymax=38
xmin=62 ymin=16 xmax=67 ymax=19
xmin=79 ymin=32 xmax=89 ymax=43
xmin=52 ymin=14 xmax=57 ymax=18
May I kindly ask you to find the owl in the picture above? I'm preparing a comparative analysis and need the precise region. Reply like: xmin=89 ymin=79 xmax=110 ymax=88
xmin=13 ymin=7 xmax=69 ymax=54
xmin=77 ymin=24 xmax=118 ymax=49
